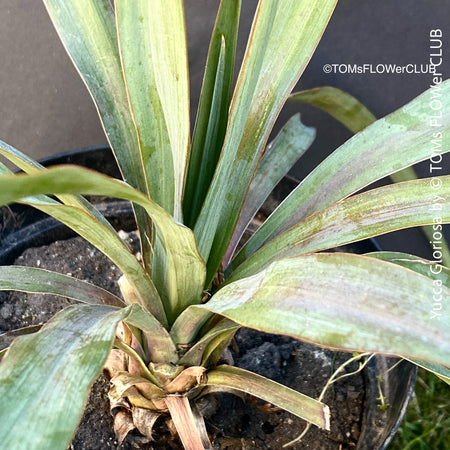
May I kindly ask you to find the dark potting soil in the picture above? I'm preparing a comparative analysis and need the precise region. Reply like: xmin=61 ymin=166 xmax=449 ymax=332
xmin=0 ymin=235 xmax=366 ymax=449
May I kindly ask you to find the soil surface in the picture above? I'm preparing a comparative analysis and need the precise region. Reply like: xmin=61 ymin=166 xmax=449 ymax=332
xmin=0 ymin=234 xmax=366 ymax=449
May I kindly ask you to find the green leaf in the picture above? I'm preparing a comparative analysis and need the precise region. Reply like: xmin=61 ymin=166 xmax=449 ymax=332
xmin=229 ymin=177 xmax=450 ymax=279
xmin=205 ymin=365 xmax=330 ymax=430
xmin=288 ymin=87 xmax=419 ymax=185
xmin=12 ymin=196 xmax=165 ymax=323
xmin=0 ymin=140 xmax=120 ymax=237
xmin=115 ymin=0 xmax=174 ymax=215
xmin=407 ymin=359 xmax=450 ymax=385
xmin=239 ymin=80 xmax=450 ymax=259
xmin=123 ymin=303 xmax=178 ymax=364
xmin=0 ymin=166 xmax=206 ymax=323
xmin=289 ymin=86 xmax=450 ymax=265
xmin=0 ymin=266 xmax=124 ymax=306
xmin=0 ymin=303 xmax=140 ymax=450
xmin=145 ymin=0 xmax=190 ymax=222
xmin=116 ymin=0 xmax=190 ymax=221
xmin=179 ymin=319 xmax=239 ymax=367
xmin=224 ymin=114 xmax=315 ymax=265
xmin=201 ymin=253 xmax=450 ymax=367
xmin=42 ymin=0 xmax=145 ymax=195
xmin=288 ymin=87 xmax=419 ymax=186
xmin=42 ymin=0 xmax=153 ymax=267
xmin=366 ymin=252 xmax=450 ymax=287
xmin=0 ymin=325 xmax=43 ymax=351
xmin=0 ymin=153 xmax=163 ymax=318
xmin=193 ymin=0 xmax=337 ymax=284
xmin=184 ymin=0 xmax=241 ymax=226
xmin=289 ymin=85 xmax=376 ymax=133
xmin=170 ymin=307 xmax=213 ymax=346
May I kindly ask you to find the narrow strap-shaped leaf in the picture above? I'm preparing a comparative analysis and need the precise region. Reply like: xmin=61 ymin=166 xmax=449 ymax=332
xmin=179 ymin=319 xmax=239 ymax=367
xmin=18 ymin=199 xmax=165 ymax=323
xmin=0 ymin=159 xmax=164 ymax=318
xmin=289 ymin=87 xmax=431 ymax=194
xmin=42 ymin=0 xmax=146 ymax=195
xmin=0 ymin=266 xmax=125 ymax=307
xmin=223 ymin=114 xmax=315 ymax=266
xmin=205 ymin=365 xmax=330 ymax=430
xmin=0 ymin=325 xmax=43 ymax=351
xmin=0 ymin=141 xmax=183 ymax=324
xmin=0 ymin=140 xmax=119 ymax=236
xmin=170 ymin=307 xmax=213 ymax=346
xmin=229 ymin=177 xmax=450 ymax=279
xmin=0 ymin=269 xmax=176 ymax=364
xmin=406 ymin=359 xmax=450 ymax=385
xmin=145 ymin=0 xmax=190 ymax=222
xmin=184 ymin=0 xmax=241 ymax=226
xmin=239 ymin=80 xmax=450 ymax=259
xmin=123 ymin=303 xmax=178 ymax=364
xmin=0 ymin=303 xmax=141 ymax=450
xmin=0 ymin=166 xmax=206 ymax=323
xmin=121 ymin=0 xmax=193 ymax=311
xmin=366 ymin=252 xmax=450 ymax=287
xmin=202 ymin=254 xmax=450 ymax=367
xmin=42 ymin=0 xmax=153 ymax=267
xmin=289 ymin=86 xmax=450 ymax=265
xmin=289 ymin=87 xmax=419 ymax=188
xmin=115 ymin=0 xmax=174 ymax=215
xmin=289 ymin=86 xmax=376 ymax=133
xmin=289 ymin=87 xmax=419 ymax=185
xmin=194 ymin=0 xmax=337 ymax=284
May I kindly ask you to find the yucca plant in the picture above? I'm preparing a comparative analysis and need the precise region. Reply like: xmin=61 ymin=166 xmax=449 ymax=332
xmin=0 ymin=0 xmax=449 ymax=449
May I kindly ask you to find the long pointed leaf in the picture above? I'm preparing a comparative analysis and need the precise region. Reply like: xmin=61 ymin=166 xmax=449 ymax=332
xmin=145 ymin=0 xmax=190 ymax=222
xmin=9 ymin=195 xmax=165 ymax=323
xmin=179 ymin=319 xmax=239 ymax=367
xmin=42 ymin=0 xmax=146 ymax=195
xmin=0 ymin=266 xmax=124 ymax=307
xmin=205 ymin=365 xmax=330 ymax=430
xmin=289 ymin=86 xmax=376 ymax=134
xmin=288 ymin=87 xmax=422 ymax=193
xmin=42 ymin=0 xmax=154 ymax=267
xmin=0 ymin=140 xmax=119 ymax=237
xmin=0 ymin=166 xmax=206 ymax=323
xmin=229 ymin=177 xmax=450 ymax=279
xmin=240 ymin=80 xmax=450 ymax=259
xmin=184 ymin=0 xmax=241 ymax=226
xmin=202 ymin=254 xmax=450 ymax=367
xmin=0 ymin=303 xmax=141 ymax=450
xmin=194 ymin=0 xmax=337 ymax=284
xmin=0 ymin=270 xmax=176 ymax=364
xmin=289 ymin=86 xmax=450 ymax=265
xmin=289 ymin=86 xmax=420 ymax=185
xmin=366 ymin=252 xmax=450 ymax=287
xmin=115 ymin=0 xmax=174 ymax=214
xmin=406 ymin=359 xmax=450 ymax=385
xmin=223 ymin=114 xmax=315 ymax=265
xmin=0 ymin=155 xmax=164 ymax=318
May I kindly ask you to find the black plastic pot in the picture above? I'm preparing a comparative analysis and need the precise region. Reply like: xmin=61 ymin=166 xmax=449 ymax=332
xmin=0 ymin=146 xmax=416 ymax=449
